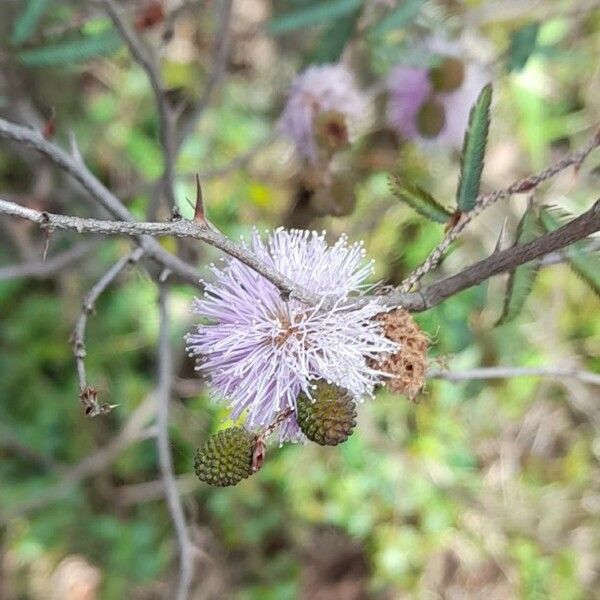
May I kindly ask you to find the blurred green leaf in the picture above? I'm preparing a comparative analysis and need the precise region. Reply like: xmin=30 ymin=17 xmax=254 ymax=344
xmin=496 ymin=205 xmax=542 ymax=325
xmin=540 ymin=205 xmax=600 ymax=297
xmin=456 ymin=84 xmax=492 ymax=212
xmin=508 ymin=23 xmax=540 ymax=72
xmin=11 ymin=0 xmax=52 ymax=46
xmin=311 ymin=8 xmax=360 ymax=63
xmin=267 ymin=0 xmax=361 ymax=35
xmin=371 ymin=0 xmax=424 ymax=36
xmin=389 ymin=178 xmax=452 ymax=224
xmin=17 ymin=29 xmax=122 ymax=66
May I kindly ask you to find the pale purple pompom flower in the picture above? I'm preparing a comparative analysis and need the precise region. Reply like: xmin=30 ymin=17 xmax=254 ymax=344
xmin=186 ymin=228 xmax=397 ymax=442
xmin=278 ymin=64 xmax=369 ymax=163
xmin=386 ymin=41 xmax=490 ymax=147
xmin=386 ymin=66 xmax=433 ymax=140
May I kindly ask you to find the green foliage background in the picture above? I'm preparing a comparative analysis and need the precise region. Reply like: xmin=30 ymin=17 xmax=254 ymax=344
xmin=1 ymin=1 xmax=599 ymax=598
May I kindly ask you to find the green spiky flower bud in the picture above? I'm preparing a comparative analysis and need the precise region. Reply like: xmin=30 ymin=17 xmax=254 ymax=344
xmin=194 ymin=427 xmax=255 ymax=487
xmin=296 ymin=381 xmax=357 ymax=446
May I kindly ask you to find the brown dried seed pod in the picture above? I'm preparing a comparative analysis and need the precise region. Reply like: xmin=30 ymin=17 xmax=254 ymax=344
xmin=372 ymin=308 xmax=429 ymax=401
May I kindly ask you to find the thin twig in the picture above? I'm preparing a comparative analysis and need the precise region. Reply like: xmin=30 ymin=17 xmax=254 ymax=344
xmin=399 ymin=131 xmax=600 ymax=291
xmin=179 ymin=133 xmax=278 ymax=182
xmin=1 ymin=117 xmax=599 ymax=313
xmin=156 ymin=275 xmax=195 ymax=600
xmin=0 ymin=197 xmax=315 ymax=303
xmin=428 ymin=366 xmax=600 ymax=386
xmin=103 ymin=0 xmax=177 ymax=209
xmin=0 ymin=241 xmax=95 ymax=281
xmin=176 ymin=0 xmax=233 ymax=148
xmin=0 ymin=396 xmax=156 ymax=522
xmin=0 ymin=117 xmax=201 ymax=287
xmin=2 ymin=196 xmax=600 ymax=312
xmin=72 ymin=247 xmax=145 ymax=411
xmin=0 ymin=427 xmax=65 ymax=472
xmin=376 ymin=198 xmax=600 ymax=311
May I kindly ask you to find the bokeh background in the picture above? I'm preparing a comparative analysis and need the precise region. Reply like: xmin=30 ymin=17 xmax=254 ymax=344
xmin=1 ymin=1 xmax=600 ymax=598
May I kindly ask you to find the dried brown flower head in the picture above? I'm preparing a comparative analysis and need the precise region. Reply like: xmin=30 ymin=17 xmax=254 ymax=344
xmin=373 ymin=308 xmax=429 ymax=401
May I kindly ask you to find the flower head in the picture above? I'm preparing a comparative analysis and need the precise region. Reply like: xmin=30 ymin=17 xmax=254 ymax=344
xmin=386 ymin=43 xmax=489 ymax=147
xmin=186 ymin=228 xmax=397 ymax=442
xmin=278 ymin=64 xmax=369 ymax=163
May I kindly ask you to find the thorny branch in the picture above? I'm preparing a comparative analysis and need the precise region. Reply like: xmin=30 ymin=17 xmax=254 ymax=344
xmin=0 ymin=117 xmax=201 ymax=287
xmin=377 ymin=198 xmax=600 ymax=311
xmin=2 ymin=117 xmax=598 ymax=312
xmin=157 ymin=275 xmax=196 ymax=600
xmin=1 ymin=195 xmax=599 ymax=313
xmin=0 ymin=197 xmax=310 ymax=302
xmin=72 ymin=247 xmax=145 ymax=415
xmin=398 ymin=130 xmax=600 ymax=292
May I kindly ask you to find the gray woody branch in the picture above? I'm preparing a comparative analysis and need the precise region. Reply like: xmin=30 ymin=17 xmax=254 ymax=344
xmin=0 ymin=117 xmax=200 ymax=287
xmin=156 ymin=276 xmax=195 ymax=600
xmin=428 ymin=366 xmax=600 ymax=386
xmin=1 ymin=196 xmax=599 ymax=313
xmin=72 ymin=247 xmax=144 ymax=413
xmin=399 ymin=130 xmax=600 ymax=291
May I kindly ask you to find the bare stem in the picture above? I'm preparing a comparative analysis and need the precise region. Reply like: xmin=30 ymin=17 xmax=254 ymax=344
xmin=157 ymin=277 xmax=195 ymax=600
xmin=376 ymin=198 xmax=600 ymax=310
xmin=429 ymin=365 xmax=600 ymax=386
xmin=0 ymin=117 xmax=201 ymax=287
xmin=0 ymin=241 xmax=95 ymax=281
xmin=399 ymin=131 xmax=600 ymax=291
xmin=72 ymin=247 xmax=144 ymax=412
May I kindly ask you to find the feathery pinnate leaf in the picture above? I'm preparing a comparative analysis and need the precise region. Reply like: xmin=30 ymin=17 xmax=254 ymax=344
xmin=456 ymin=84 xmax=492 ymax=212
xmin=17 ymin=30 xmax=122 ymax=66
xmin=389 ymin=178 xmax=452 ymax=224
xmin=540 ymin=206 xmax=600 ymax=297
xmin=496 ymin=205 xmax=543 ymax=325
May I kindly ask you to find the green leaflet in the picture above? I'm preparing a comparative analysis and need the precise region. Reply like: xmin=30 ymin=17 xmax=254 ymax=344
xmin=267 ymin=0 xmax=362 ymax=35
xmin=540 ymin=206 xmax=600 ymax=297
xmin=17 ymin=29 xmax=122 ymax=67
xmin=507 ymin=23 xmax=540 ymax=72
xmin=311 ymin=8 xmax=360 ymax=63
xmin=456 ymin=84 xmax=492 ymax=213
xmin=567 ymin=244 xmax=600 ymax=297
xmin=11 ymin=0 xmax=53 ymax=46
xmin=389 ymin=178 xmax=452 ymax=224
xmin=496 ymin=205 xmax=542 ymax=326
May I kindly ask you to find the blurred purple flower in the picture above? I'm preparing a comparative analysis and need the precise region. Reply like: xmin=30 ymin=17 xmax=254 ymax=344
xmin=386 ymin=47 xmax=489 ymax=146
xmin=386 ymin=66 xmax=433 ymax=140
xmin=186 ymin=228 xmax=397 ymax=442
xmin=278 ymin=64 xmax=369 ymax=163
